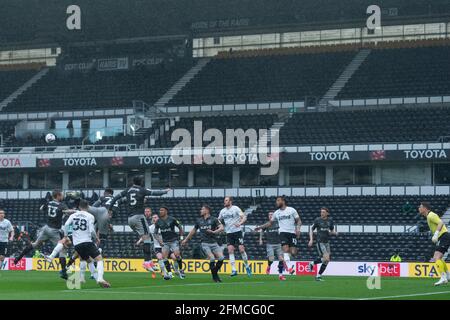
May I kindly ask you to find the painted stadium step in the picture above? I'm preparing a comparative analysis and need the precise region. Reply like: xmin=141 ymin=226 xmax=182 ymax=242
xmin=153 ymin=58 xmax=211 ymax=108
xmin=318 ymin=49 xmax=371 ymax=108
xmin=0 ymin=67 xmax=49 ymax=112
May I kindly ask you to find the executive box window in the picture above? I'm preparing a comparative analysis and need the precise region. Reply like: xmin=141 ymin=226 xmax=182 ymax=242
xmin=69 ymin=170 xmax=103 ymax=189
xmin=169 ymin=168 xmax=188 ymax=188
xmin=29 ymin=171 xmax=62 ymax=189
xmin=239 ymin=167 xmax=278 ymax=187
xmin=194 ymin=167 xmax=213 ymax=187
xmin=214 ymin=167 xmax=233 ymax=187
xmin=333 ymin=166 xmax=372 ymax=186
xmin=240 ymin=167 xmax=259 ymax=187
xmin=289 ymin=166 xmax=325 ymax=186
xmin=152 ymin=168 xmax=188 ymax=188
xmin=434 ymin=164 xmax=450 ymax=185
xmin=381 ymin=165 xmax=427 ymax=185
xmin=194 ymin=167 xmax=233 ymax=187
xmin=0 ymin=171 xmax=23 ymax=189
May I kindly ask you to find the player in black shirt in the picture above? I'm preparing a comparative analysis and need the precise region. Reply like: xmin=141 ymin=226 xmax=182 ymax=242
xmin=14 ymin=190 xmax=70 ymax=279
xmin=182 ymin=205 xmax=225 ymax=282
xmin=92 ymin=188 xmax=120 ymax=249
xmin=308 ymin=207 xmax=337 ymax=281
xmin=258 ymin=211 xmax=285 ymax=279
xmin=153 ymin=206 xmax=184 ymax=280
xmin=108 ymin=176 xmax=170 ymax=268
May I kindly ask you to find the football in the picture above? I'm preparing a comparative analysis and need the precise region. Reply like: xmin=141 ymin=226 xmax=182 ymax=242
xmin=44 ymin=133 xmax=56 ymax=143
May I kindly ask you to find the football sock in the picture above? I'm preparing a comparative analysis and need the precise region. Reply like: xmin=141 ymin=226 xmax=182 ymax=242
xmin=89 ymin=261 xmax=97 ymax=277
xmin=16 ymin=244 xmax=33 ymax=261
xmin=241 ymin=252 xmax=249 ymax=267
xmin=164 ymin=259 xmax=172 ymax=273
xmin=215 ymin=257 xmax=224 ymax=273
xmin=79 ymin=260 xmax=87 ymax=282
xmin=319 ymin=262 xmax=328 ymax=275
xmin=96 ymin=260 xmax=105 ymax=282
xmin=176 ymin=257 xmax=183 ymax=271
xmin=436 ymin=259 xmax=447 ymax=278
xmin=49 ymin=243 xmax=63 ymax=259
xmin=229 ymin=254 xmax=236 ymax=272
xmin=66 ymin=255 xmax=77 ymax=268
xmin=283 ymin=253 xmax=291 ymax=268
xmin=209 ymin=259 xmax=216 ymax=274
xmin=143 ymin=243 xmax=152 ymax=262
xmin=59 ymin=257 xmax=67 ymax=272
xmin=158 ymin=259 xmax=167 ymax=275
xmin=278 ymin=261 xmax=284 ymax=275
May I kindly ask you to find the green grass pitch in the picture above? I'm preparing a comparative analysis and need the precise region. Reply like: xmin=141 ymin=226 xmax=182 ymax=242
xmin=0 ymin=271 xmax=449 ymax=300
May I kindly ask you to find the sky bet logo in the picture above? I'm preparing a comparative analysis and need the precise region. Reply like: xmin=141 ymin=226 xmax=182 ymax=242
xmin=358 ymin=263 xmax=400 ymax=277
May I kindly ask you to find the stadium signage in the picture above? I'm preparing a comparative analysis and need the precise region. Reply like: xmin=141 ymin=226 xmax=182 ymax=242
xmin=63 ymin=61 xmax=95 ymax=72
xmin=0 ymin=157 xmax=35 ymax=168
xmin=97 ymin=57 xmax=129 ymax=71
xmin=309 ymin=151 xmax=350 ymax=161
xmin=139 ymin=155 xmax=175 ymax=165
xmin=403 ymin=149 xmax=447 ymax=160
xmin=62 ymin=157 xmax=98 ymax=167
xmin=5 ymin=258 xmax=416 ymax=278
xmin=132 ymin=57 xmax=164 ymax=67
xmin=283 ymin=148 xmax=450 ymax=163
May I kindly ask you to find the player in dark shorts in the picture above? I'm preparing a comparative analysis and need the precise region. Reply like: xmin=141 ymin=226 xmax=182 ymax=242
xmin=308 ymin=207 xmax=337 ymax=281
xmin=91 ymin=188 xmax=119 ymax=252
xmin=182 ymin=205 xmax=225 ymax=282
xmin=418 ymin=202 xmax=450 ymax=286
xmin=258 ymin=211 xmax=284 ymax=279
xmin=108 ymin=176 xmax=170 ymax=267
xmin=13 ymin=190 xmax=70 ymax=279
xmin=153 ymin=206 xmax=185 ymax=280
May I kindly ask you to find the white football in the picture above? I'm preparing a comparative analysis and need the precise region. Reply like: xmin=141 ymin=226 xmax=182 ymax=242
xmin=45 ymin=133 xmax=56 ymax=143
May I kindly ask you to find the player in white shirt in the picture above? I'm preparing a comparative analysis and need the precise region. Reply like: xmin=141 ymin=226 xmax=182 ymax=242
xmin=63 ymin=200 xmax=110 ymax=288
xmin=256 ymin=196 xmax=301 ymax=276
xmin=0 ymin=209 xmax=14 ymax=269
xmin=218 ymin=196 xmax=251 ymax=277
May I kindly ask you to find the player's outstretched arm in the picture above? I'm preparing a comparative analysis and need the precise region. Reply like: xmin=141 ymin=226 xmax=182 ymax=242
xmin=108 ymin=190 xmax=127 ymax=208
xmin=182 ymin=228 xmax=196 ymax=246
xmin=255 ymin=220 xmax=273 ymax=231
xmin=145 ymin=188 xmax=171 ymax=196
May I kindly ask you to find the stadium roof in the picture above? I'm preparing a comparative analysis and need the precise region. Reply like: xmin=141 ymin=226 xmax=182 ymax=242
xmin=1 ymin=0 xmax=449 ymax=48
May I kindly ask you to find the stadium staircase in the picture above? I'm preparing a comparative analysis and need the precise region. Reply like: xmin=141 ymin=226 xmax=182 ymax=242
xmin=252 ymin=112 xmax=290 ymax=151
xmin=153 ymin=58 xmax=211 ymax=108
xmin=318 ymin=49 xmax=371 ymax=108
xmin=0 ymin=68 xmax=49 ymax=112
xmin=441 ymin=208 xmax=450 ymax=226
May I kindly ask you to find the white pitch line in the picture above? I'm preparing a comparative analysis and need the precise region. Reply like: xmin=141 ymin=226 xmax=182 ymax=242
xmin=359 ymin=290 xmax=450 ymax=300
xmin=64 ymin=290 xmax=352 ymax=300
xmin=62 ymin=281 xmax=265 ymax=292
